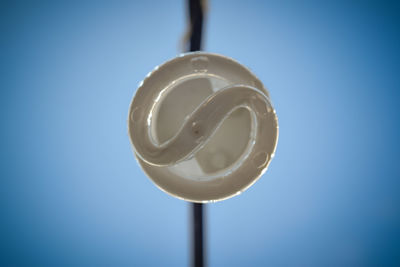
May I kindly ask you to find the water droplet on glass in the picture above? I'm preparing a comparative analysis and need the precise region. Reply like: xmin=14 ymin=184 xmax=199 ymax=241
xmin=191 ymin=121 xmax=205 ymax=143
xmin=131 ymin=107 xmax=141 ymax=122
xmin=191 ymin=56 xmax=209 ymax=72
xmin=253 ymin=151 xmax=269 ymax=169
xmin=192 ymin=121 xmax=201 ymax=134
xmin=253 ymin=99 xmax=267 ymax=117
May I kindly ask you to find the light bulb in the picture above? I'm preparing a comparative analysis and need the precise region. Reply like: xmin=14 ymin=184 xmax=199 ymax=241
xmin=128 ymin=52 xmax=278 ymax=202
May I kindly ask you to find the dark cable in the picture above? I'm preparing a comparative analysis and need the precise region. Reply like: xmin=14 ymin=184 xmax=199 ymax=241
xmin=188 ymin=0 xmax=204 ymax=52
xmin=187 ymin=1 xmax=205 ymax=267
xmin=192 ymin=203 xmax=205 ymax=267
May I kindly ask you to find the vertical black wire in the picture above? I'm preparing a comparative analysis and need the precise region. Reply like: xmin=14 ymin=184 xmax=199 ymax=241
xmin=192 ymin=203 xmax=205 ymax=267
xmin=188 ymin=0 xmax=204 ymax=52
xmin=187 ymin=1 xmax=205 ymax=267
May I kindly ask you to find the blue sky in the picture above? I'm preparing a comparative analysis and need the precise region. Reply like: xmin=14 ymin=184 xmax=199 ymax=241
xmin=1 ymin=0 xmax=399 ymax=266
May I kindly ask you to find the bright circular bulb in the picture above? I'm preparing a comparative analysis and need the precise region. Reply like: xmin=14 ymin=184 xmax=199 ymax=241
xmin=128 ymin=52 xmax=278 ymax=202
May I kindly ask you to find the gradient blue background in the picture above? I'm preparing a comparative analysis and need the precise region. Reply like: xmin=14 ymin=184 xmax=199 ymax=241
xmin=1 ymin=0 xmax=399 ymax=266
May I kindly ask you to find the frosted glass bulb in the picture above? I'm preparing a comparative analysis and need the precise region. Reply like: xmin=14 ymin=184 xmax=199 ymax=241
xmin=128 ymin=52 xmax=278 ymax=203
